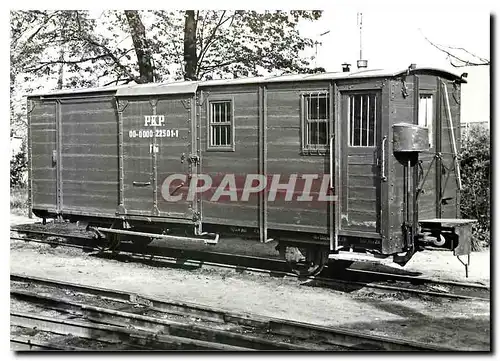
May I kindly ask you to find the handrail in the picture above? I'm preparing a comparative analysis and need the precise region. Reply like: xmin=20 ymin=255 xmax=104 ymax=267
xmin=329 ymin=134 xmax=334 ymax=189
xmin=381 ymin=136 xmax=387 ymax=182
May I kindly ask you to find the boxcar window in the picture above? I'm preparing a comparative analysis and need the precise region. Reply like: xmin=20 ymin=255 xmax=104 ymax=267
xmin=303 ymin=92 xmax=329 ymax=152
xmin=418 ymin=94 xmax=433 ymax=147
xmin=348 ymin=93 xmax=377 ymax=147
xmin=209 ymin=100 xmax=233 ymax=149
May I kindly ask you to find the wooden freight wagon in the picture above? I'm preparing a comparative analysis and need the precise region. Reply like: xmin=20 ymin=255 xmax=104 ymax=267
xmin=27 ymin=65 xmax=474 ymax=276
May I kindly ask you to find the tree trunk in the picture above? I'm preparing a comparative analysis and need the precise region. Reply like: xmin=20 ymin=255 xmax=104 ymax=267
xmin=124 ymin=10 xmax=154 ymax=83
xmin=57 ymin=48 xmax=64 ymax=89
xmin=183 ymin=10 xmax=197 ymax=81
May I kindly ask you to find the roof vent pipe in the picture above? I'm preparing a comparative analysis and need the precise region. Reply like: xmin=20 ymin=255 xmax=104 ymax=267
xmin=342 ymin=63 xmax=351 ymax=72
xmin=356 ymin=13 xmax=368 ymax=69
xmin=357 ymin=60 xmax=368 ymax=69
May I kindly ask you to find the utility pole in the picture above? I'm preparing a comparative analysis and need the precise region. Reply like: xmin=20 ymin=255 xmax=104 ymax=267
xmin=314 ymin=30 xmax=330 ymax=68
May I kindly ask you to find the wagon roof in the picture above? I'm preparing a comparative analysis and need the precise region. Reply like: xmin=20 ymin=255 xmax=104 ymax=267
xmin=29 ymin=66 xmax=465 ymax=98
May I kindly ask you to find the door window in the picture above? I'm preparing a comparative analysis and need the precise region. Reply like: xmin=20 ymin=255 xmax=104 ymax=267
xmin=418 ymin=94 xmax=433 ymax=148
xmin=348 ymin=93 xmax=377 ymax=147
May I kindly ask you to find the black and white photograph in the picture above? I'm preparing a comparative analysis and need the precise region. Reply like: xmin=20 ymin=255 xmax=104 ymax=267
xmin=8 ymin=2 xmax=492 ymax=353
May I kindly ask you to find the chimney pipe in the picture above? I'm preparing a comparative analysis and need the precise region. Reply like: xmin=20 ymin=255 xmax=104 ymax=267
xmin=356 ymin=13 xmax=368 ymax=69
xmin=357 ymin=59 xmax=368 ymax=69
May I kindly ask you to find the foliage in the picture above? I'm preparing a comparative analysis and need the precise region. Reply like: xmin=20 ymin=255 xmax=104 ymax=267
xmin=11 ymin=186 xmax=29 ymax=216
xmin=10 ymin=10 xmax=323 ymax=86
xmin=11 ymin=10 xmax=104 ymax=88
xmin=11 ymin=151 xmax=28 ymax=188
xmin=173 ymin=10 xmax=323 ymax=80
xmin=459 ymin=124 xmax=490 ymax=249
xmin=10 ymin=10 xmax=323 ymax=139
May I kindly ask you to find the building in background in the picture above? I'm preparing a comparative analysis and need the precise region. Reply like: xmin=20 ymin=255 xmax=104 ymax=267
xmin=10 ymin=136 xmax=23 ymax=157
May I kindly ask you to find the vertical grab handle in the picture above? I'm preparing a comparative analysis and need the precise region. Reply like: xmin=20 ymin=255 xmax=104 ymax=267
xmin=329 ymin=135 xmax=334 ymax=189
xmin=381 ymin=135 xmax=388 ymax=182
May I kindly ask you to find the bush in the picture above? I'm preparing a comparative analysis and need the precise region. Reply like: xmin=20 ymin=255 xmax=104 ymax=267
xmin=10 ymin=151 xmax=27 ymax=188
xmin=459 ymin=125 xmax=490 ymax=249
xmin=10 ymin=186 xmax=28 ymax=216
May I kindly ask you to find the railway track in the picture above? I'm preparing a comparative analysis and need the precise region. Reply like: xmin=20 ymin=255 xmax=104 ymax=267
xmin=11 ymin=273 xmax=459 ymax=351
xmin=10 ymin=225 xmax=490 ymax=301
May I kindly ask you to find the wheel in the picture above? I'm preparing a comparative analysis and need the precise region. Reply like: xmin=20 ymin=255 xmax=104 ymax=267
xmin=94 ymin=232 xmax=121 ymax=253
xmin=279 ymin=244 xmax=328 ymax=277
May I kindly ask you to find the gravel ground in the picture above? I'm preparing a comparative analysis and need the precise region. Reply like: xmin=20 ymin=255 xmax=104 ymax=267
xmin=10 ymin=215 xmax=491 ymax=350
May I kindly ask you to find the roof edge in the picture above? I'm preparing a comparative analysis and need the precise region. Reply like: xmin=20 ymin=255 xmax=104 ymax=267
xmin=402 ymin=67 xmax=467 ymax=83
xmin=26 ymin=66 xmax=466 ymax=98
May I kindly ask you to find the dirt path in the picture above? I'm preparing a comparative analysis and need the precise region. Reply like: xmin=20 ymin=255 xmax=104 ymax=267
xmin=10 ymin=238 xmax=490 ymax=350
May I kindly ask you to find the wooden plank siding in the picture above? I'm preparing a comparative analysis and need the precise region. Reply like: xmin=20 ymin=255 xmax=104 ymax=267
xmin=60 ymin=98 xmax=119 ymax=214
xmin=334 ymin=78 xmax=387 ymax=249
xmin=343 ymin=152 xmax=379 ymax=232
xmin=121 ymin=99 xmax=154 ymax=214
xmin=416 ymin=75 xmax=439 ymax=220
xmin=199 ymin=87 xmax=260 ymax=227
xmin=155 ymin=96 xmax=192 ymax=218
xmin=439 ymin=80 xmax=461 ymax=218
xmin=386 ymin=76 xmax=416 ymax=253
xmin=26 ymin=69 xmax=464 ymax=256
xmin=30 ymin=101 xmax=57 ymax=210
xmin=265 ymin=83 xmax=330 ymax=234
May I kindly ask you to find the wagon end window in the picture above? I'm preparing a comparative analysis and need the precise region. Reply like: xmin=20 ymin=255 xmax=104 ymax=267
xmin=418 ymin=94 xmax=434 ymax=148
xmin=302 ymin=92 xmax=329 ymax=153
xmin=348 ymin=93 xmax=377 ymax=147
xmin=208 ymin=100 xmax=234 ymax=151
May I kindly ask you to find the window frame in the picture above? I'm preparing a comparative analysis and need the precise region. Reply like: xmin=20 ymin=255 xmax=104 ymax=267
xmin=206 ymin=97 xmax=235 ymax=152
xmin=346 ymin=91 xmax=379 ymax=148
xmin=300 ymin=91 xmax=331 ymax=155
xmin=417 ymin=92 xmax=435 ymax=149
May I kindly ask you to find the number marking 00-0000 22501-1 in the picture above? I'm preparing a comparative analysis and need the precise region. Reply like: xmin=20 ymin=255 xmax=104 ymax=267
xmin=128 ymin=129 xmax=180 ymax=138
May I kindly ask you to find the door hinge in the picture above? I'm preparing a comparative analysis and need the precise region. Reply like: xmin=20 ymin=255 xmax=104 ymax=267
xmin=188 ymin=154 xmax=200 ymax=165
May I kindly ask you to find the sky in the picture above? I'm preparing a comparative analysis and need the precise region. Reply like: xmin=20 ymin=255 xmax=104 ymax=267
xmin=299 ymin=5 xmax=490 ymax=73
xmin=297 ymin=4 xmax=491 ymax=123
xmin=33 ymin=5 xmax=494 ymax=123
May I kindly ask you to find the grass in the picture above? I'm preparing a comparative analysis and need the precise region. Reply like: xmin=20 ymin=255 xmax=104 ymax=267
xmin=10 ymin=187 xmax=28 ymax=216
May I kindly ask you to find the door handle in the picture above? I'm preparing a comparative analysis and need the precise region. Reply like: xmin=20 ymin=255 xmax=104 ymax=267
xmin=381 ymin=135 xmax=387 ymax=182
xmin=329 ymin=134 xmax=334 ymax=190
xmin=170 ymin=182 xmax=185 ymax=196
xmin=133 ymin=181 xmax=151 ymax=187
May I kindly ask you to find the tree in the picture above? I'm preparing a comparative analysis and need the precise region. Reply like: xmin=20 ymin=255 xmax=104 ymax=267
xmin=176 ymin=10 xmax=323 ymax=80
xmin=125 ymin=10 xmax=154 ymax=83
xmin=11 ymin=10 xmax=323 ymax=86
xmin=183 ymin=10 xmax=198 ymax=80
xmin=460 ymin=124 xmax=490 ymax=249
xmin=10 ymin=9 xmax=323 ymax=143
xmin=420 ymin=31 xmax=490 ymax=68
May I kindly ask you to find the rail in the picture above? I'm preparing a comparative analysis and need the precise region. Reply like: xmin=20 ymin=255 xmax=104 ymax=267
xmin=10 ymin=226 xmax=490 ymax=301
xmin=11 ymin=273 xmax=460 ymax=351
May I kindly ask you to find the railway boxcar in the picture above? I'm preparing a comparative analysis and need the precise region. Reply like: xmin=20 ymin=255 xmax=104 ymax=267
xmin=27 ymin=65 xmax=475 ymax=275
